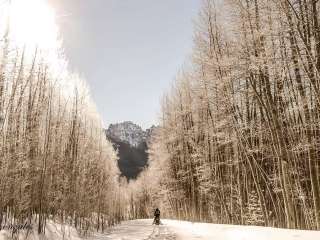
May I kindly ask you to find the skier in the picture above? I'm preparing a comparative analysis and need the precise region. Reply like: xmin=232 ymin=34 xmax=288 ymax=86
xmin=153 ymin=208 xmax=161 ymax=225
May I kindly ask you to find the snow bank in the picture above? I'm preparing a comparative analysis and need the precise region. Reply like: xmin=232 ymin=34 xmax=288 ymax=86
xmin=163 ymin=219 xmax=320 ymax=240
xmin=0 ymin=220 xmax=82 ymax=240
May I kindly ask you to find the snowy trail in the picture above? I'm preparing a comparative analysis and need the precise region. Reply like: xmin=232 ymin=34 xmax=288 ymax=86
xmin=89 ymin=220 xmax=176 ymax=240
xmin=89 ymin=219 xmax=320 ymax=240
xmin=2 ymin=219 xmax=319 ymax=240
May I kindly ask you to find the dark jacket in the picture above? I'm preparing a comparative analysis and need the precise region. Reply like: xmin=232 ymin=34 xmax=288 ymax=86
xmin=154 ymin=208 xmax=160 ymax=217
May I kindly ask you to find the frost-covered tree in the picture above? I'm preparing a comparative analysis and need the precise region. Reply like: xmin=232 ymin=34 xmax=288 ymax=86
xmin=245 ymin=191 xmax=264 ymax=226
xmin=0 ymin=1 xmax=121 ymax=234
xmin=134 ymin=0 xmax=320 ymax=230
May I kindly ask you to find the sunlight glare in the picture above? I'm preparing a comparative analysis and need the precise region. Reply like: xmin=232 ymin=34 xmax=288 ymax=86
xmin=9 ymin=0 xmax=59 ymax=50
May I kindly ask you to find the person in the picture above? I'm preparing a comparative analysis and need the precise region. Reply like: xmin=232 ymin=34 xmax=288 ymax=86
xmin=153 ymin=208 xmax=160 ymax=225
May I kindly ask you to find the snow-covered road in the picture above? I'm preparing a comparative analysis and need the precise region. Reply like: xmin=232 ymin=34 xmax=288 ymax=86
xmin=2 ymin=219 xmax=320 ymax=240
xmin=90 ymin=220 xmax=176 ymax=240
xmin=90 ymin=219 xmax=320 ymax=240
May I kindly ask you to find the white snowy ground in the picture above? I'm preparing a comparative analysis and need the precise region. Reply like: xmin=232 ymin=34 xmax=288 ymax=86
xmin=91 ymin=219 xmax=320 ymax=240
xmin=1 ymin=219 xmax=320 ymax=240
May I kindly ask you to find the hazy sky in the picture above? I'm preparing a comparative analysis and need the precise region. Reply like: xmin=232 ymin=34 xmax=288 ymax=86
xmin=49 ymin=0 xmax=201 ymax=129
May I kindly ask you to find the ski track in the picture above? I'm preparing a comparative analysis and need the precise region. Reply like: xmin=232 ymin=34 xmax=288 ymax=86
xmin=144 ymin=225 xmax=176 ymax=240
xmin=89 ymin=220 xmax=177 ymax=240
xmin=2 ymin=219 xmax=319 ymax=240
xmin=87 ymin=219 xmax=320 ymax=240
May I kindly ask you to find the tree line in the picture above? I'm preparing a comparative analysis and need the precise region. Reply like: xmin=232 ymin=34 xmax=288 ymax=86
xmin=131 ymin=0 xmax=320 ymax=230
xmin=0 ymin=3 xmax=122 ymax=235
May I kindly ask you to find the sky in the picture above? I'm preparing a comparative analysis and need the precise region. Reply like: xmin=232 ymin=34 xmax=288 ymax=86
xmin=48 ymin=0 xmax=201 ymax=129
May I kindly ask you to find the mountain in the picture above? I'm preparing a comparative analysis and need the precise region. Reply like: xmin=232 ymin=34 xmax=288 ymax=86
xmin=106 ymin=121 xmax=157 ymax=180
xmin=107 ymin=121 xmax=147 ymax=147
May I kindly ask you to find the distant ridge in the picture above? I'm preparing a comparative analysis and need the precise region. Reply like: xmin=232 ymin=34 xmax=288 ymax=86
xmin=106 ymin=121 xmax=157 ymax=179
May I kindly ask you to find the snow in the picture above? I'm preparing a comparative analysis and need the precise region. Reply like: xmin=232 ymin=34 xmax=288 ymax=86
xmin=97 ymin=219 xmax=320 ymax=240
xmin=107 ymin=121 xmax=147 ymax=148
xmin=0 ymin=220 xmax=83 ymax=240
xmin=1 ymin=219 xmax=320 ymax=240
xmin=89 ymin=219 xmax=175 ymax=240
xmin=162 ymin=219 xmax=320 ymax=240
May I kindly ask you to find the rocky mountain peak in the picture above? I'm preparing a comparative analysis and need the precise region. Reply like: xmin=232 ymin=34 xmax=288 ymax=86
xmin=105 ymin=121 xmax=159 ymax=179
xmin=106 ymin=121 xmax=147 ymax=148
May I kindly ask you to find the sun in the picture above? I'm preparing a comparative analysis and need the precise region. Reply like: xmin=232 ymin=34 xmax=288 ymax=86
xmin=8 ymin=0 xmax=59 ymax=50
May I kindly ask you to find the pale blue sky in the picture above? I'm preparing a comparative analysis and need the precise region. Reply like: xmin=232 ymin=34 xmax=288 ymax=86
xmin=49 ymin=0 xmax=201 ymax=129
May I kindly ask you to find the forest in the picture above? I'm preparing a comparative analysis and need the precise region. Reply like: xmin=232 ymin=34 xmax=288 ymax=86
xmin=0 ymin=1 xmax=122 ymax=235
xmin=129 ymin=0 xmax=320 ymax=231
xmin=1 ymin=0 xmax=320 ymax=237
